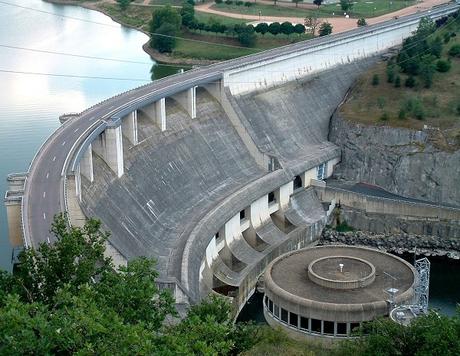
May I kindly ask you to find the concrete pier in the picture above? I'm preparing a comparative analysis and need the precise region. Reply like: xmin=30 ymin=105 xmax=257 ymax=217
xmin=122 ymin=110 xmax=138 ymax=145
xmin=172 ymin=87 xmax=196 ymax=119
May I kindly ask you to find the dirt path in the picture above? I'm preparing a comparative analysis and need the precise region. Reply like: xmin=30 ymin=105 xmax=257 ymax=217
xmin=196 ymin=0 xmax=450 ymax=33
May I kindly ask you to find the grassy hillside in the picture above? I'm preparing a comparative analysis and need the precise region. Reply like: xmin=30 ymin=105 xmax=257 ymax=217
xmin=341 ymin=14 xmax=460 ymax=139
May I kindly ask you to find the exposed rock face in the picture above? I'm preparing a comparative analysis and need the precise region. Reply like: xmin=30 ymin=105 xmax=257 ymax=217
xmin=329 ymin=114 xmax=460 ymax=206
xmin=321 ymin=228 xmax=460 ymax=260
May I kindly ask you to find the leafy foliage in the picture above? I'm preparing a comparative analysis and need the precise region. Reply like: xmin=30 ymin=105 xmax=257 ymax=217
xmin=357 ymin=18 xmax=367 ymax=27
xmin=0 ymin=215 xmax=258 ymax=355
xmin=319 ymin=22 xmax=332 ymax=36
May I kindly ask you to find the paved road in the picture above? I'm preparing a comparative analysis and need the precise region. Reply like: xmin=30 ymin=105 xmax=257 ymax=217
xmin=22 ymin=3 xmax=459 ymax=248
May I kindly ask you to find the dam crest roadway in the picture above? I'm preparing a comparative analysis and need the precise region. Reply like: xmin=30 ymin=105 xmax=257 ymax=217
xmin=5 ymin=3 xmax=460 ymax=311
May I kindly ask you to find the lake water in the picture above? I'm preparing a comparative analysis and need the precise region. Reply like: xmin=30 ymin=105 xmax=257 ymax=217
xmin=0 ymin=0 xmax=184 ymax=271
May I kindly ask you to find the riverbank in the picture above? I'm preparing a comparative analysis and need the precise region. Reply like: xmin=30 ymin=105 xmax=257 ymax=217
xmin=44 ymin=0 xmax=216 ymax=65
xmin=321 ymin=228 xmax=460 ymax=260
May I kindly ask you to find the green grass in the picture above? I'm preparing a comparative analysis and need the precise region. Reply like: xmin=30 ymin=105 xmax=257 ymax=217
xmin=97 ymin=3 xmax=153 ymax=30
xmin=211 ymin=0 xmax=415 ymax=19
xmin=195 ymin=11 xmax=249 ymax=25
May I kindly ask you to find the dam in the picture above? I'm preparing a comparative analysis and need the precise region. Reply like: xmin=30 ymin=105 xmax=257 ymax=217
xmin=4 ymin=3 xmax=460 ymax=313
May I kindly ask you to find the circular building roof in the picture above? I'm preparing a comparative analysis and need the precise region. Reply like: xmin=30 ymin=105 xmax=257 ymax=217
xmin=264 ymin=245 xmax=416 ymax=321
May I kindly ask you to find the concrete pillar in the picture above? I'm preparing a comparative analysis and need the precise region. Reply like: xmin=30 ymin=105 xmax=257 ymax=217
xmin=4 ymin=193 xmax=23 ymax=247
xmin=302 ymin=167 xmax=317 ymax=188
xmin=93 ymin=126 xmax=124 ymax=178
xmin=275 ymin=181 xmax=293 ymax=211
xmin=80 ymin=143 xmax=94 ymax=182
xmin=75 ymin=166 xmax=82 ymax=202
xmin=173 ymin=87 xmax=196 ymax=119
xmin=203 ymin=80 xmax=223 ymax=103
xmin=154 ymin=99 xmax=166 ymax=131
xmin=121 ymin=110 xmax=138 ymax=145
xmin=4 ymin=173 xmax=26 ymax=248
xmin=105 ymin=125 xmax=124 ymax=178
xmin=249 ymin=195 xmax=270 ymax=229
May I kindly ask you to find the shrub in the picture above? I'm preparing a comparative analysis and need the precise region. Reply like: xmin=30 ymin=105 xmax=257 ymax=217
xmin=398 ymin=108 xmax=407 ymax=120
xmin=436 ymin=59 xmax=451 ymax=72
xmin=456 ymin=103 xmax=460 ymax=116
xmin=357 ymin=18 xmax=367 ymax=27
xmin=268 ymin=22 xmax=281 ymax=35
xmin=377 ymin=96 xmax=386 ymax=109
xmin=372 ymin=74 xmax=379 ymax=86
xmin=394 ymin=75 xmax=401 ymax=88
xmin=235 ymin=0 xmax=243 ymax=5
xmin=238 ymin=27 xmax=256 ymax=47
xmin=448 ymin=44 xmax=460 ymax=57
xmin=414 ymin=105 xmax=425 ymax=120
xmin=405 ymin=76 xmax=416 ymax=88
xmin=318 ymin=22 xmax=332 ymax=36
xmin=380 ymin=112 xmax=389 ymax=121
xmin=244 ymin=1 xmax=253 ymax=6
xmin=387 ymin=66 xmax=395 ymax=83
xmin=255 ymin=22 xmax=269 ymax=35
xmin=214 ymin=0 xmax=223 ymax=3
xmin=225 ymin=0 xmax=232 ymax=4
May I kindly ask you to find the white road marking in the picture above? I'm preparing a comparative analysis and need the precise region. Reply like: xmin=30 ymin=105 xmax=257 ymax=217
xmin=43 ymin=191 xmax=46 ymax=198
xmin=52 ymin=156 xmax=56 ymax=162
xmin=74 ymin=128 xmax=79 ymax=133
xmin=47 ymin=237 xmax=50 ymax=244
xmin=62 ymin=141 xmax=66 ymax=146
xmin=43 ymin=213 xmax=46 ymax=220
xmin=46 ymin=172 xmax=49 ymax=179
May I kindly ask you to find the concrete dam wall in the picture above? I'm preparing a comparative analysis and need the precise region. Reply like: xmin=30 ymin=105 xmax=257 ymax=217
xmin=80 ymin=62 xmax=372 ymax=305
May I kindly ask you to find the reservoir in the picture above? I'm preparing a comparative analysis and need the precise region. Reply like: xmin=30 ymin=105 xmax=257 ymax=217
xmin=0 ymin=1 xmax=457 ymax=316
xmin=0 ymin=0 xmax=181 ymax=271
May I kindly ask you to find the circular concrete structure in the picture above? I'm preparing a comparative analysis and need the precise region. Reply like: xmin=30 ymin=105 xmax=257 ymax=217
xmin=308 ymin=255 xmax=376 ymax=290
xmin=263 ymin=245 xmax=416 ymax=341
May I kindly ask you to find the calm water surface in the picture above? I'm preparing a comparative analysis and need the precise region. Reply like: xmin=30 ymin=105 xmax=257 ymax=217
xmin=0 ymin=0 xmax=182 ymax=271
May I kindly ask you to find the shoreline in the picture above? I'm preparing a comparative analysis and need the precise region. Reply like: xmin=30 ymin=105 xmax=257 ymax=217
xmin=43 ymin=0 xmax=216 ymax=66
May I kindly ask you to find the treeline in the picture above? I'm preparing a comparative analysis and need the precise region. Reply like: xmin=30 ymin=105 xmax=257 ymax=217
xmin=150 ymin=1 xmax=309 ymax=53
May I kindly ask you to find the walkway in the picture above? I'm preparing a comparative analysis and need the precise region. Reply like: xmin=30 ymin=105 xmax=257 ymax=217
xmin=196 ymin=0 xmax=450 ymax=33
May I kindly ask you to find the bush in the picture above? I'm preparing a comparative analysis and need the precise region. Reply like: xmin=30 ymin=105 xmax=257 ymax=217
xmin=387 ymin=66 xmax=395 ymax=83
xmin=398 ymin=108 xmax=407 ymax=120
xmin=255 ymin=22 xmax=269 ymax=35
xmin=318 ymin=22 xmax=332 ymax=36
xmin=377 ymin=96 xmax=385 ymax=109
xmin=238 ymin=27 xmax=256 ymax=47
xmin=268 ymin=22 xmax=281 ymax=35
xmin=394 ymin=75 xmax=401 ymax=88
xmin=244 ymin=1 xmax=253 ymax=6
xmin=280 ymin=21 xmax=294 ymax=36
xmin=357 ymin=18 xmax=367 ymax=27
xmin=380 ymin=112 xmax=389 ymax=121
xmin=405 ymin=76 xmax=416 ymax=88
xmin=152 ymin=23 xmax=177 ymax=53
xmin=225 ymin=0 xmax=232 ymax=4
xmin=235 ymin=0 xmax=243 ymax=5
xmin=404 ymin=97 xmax=425 ymax=120
xmin=214 ymin=0 xmax=223 ymax=3
xmin=436 ymin=59 xmax=451 ymax=72
xmin=372 ymin=74 xmax=379 ymax=86
xmin=448 ymin=44 xmax=460 ymax=57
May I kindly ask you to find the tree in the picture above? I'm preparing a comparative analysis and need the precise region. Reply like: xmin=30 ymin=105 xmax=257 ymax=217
xmin=150 ymin=5 xmax=181 ymax=33
xmin=318 ymin=22 xmax=332 ymax=36
xmin=448 ymin=44 xmax=460 ymax=57
xmin=357 ymin=18 xmax=367 ymax=27
xmin=238 ymin=26 xmax=256 ymax=47
xmin=313 ymin=0 xmax=322 ymax=8
xmin=0 ymin=216 xmax=260 ymax=355
xmin=292 ymin=0 xmax=303 ymax=7
xmin=180 ymin=2 xmax=195 ymax=27
xmin=153 ymin=23 xmax=177 ymax=53
xmin=340 ymin=0 xmax=353 ymax=12
xmin=305 ymin=15 xmax=322 ymax=36
xmin=255 ymin=22 xmax=269 ymax=36
xmin=268 ymin=22 xmax=281 ymax=35
xmin=117 ymin=0 xmax=131 ymax=11
xmin=336 ymin=312 xmax=460 ymax=356
xmin=294 ymin=23 xmax=306 ymax=36
xmin=280 ymin=21 xmax=295 ymax=36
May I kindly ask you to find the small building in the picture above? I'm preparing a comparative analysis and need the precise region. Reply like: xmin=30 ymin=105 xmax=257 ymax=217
xmin=263 ymin=245 xmax=416 ymax=341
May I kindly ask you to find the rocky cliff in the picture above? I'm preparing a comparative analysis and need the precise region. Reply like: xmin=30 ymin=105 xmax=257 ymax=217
xmin=329 ymin=114 xmax=460 ymax=207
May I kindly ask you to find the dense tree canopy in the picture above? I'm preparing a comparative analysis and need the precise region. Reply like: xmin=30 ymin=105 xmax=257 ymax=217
xmin=0 ymin=215 xmax=258 ymax=355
